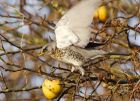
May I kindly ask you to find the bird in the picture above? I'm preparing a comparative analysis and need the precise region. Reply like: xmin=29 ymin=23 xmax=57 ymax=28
xmin=41 ymin=0 xmax=106 ymax=75
xmin=41 ymin=42 xmax=107 ymax=76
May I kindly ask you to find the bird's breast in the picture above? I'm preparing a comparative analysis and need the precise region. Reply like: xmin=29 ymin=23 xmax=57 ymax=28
xmin=50 ymin=48 xmax=85 ymax=67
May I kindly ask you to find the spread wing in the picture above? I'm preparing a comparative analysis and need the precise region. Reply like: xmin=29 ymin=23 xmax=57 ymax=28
xmin=55 ymin=0 xmax=102 ymax=48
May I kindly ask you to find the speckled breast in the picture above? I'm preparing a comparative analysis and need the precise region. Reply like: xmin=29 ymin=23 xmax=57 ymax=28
xmin=50 ymin=47 xmax=86 ymax=67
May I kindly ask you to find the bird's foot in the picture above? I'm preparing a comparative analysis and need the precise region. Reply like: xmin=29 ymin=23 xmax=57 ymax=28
xmin=71 ymin=66 xmax=85 ymax=76
xmin=78 ymin=67 xmax=85 ymax=76
xmin=71 ymin=66 xmax=76 ymax=72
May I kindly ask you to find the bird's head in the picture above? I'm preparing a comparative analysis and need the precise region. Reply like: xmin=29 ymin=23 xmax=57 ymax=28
xmin=40 ymin=42 xmax=56 ymax=55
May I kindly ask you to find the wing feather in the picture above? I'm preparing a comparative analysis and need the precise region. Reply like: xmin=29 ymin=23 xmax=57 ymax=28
xmin=55 ymin=0 xmax=102 ymax=48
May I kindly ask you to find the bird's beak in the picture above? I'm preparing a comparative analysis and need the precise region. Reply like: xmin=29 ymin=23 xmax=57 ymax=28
xmin=39 ymin=45 xmax=48 ymax=56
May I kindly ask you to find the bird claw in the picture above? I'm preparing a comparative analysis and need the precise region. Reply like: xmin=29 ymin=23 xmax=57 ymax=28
xmin=78 ymin=67 xmax=85 ymax=76
xmin=71 ymin=66 xmax=75 ymax=72
xmin=71 ymin=66 xmax=85 ymax=76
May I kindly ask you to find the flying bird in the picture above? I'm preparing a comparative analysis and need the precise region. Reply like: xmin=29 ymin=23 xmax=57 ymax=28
xmin=42 ymin=0 xmax=107 ymax=75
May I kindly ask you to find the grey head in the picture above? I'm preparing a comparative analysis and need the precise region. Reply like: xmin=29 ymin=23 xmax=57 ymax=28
xmin=41 ymin=42 xmax=57 ymax=54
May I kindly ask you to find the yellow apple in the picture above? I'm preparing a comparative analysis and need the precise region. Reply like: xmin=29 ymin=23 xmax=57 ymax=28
xmin=42 ymin=85 xmax=58 ymax=100
xmin=94 ymin=6 xmax=108 ymax=22
xmin=51 ymin=80 xmax=63 ymax=94
xmin=42 ymin=79 xmax=63 ymax=100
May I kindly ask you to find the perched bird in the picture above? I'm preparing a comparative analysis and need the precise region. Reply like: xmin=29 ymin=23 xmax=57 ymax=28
xmin=42 ymin=42 xmax=107 ymax=75
xmin=42 ymin=0 xmax=106 ymax=75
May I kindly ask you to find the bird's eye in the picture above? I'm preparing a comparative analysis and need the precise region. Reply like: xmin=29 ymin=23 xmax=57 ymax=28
xmin=43 ymin=47 xmax=48 ymax=52
xmin=41 ymin=45 xmax=48 ymax=53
